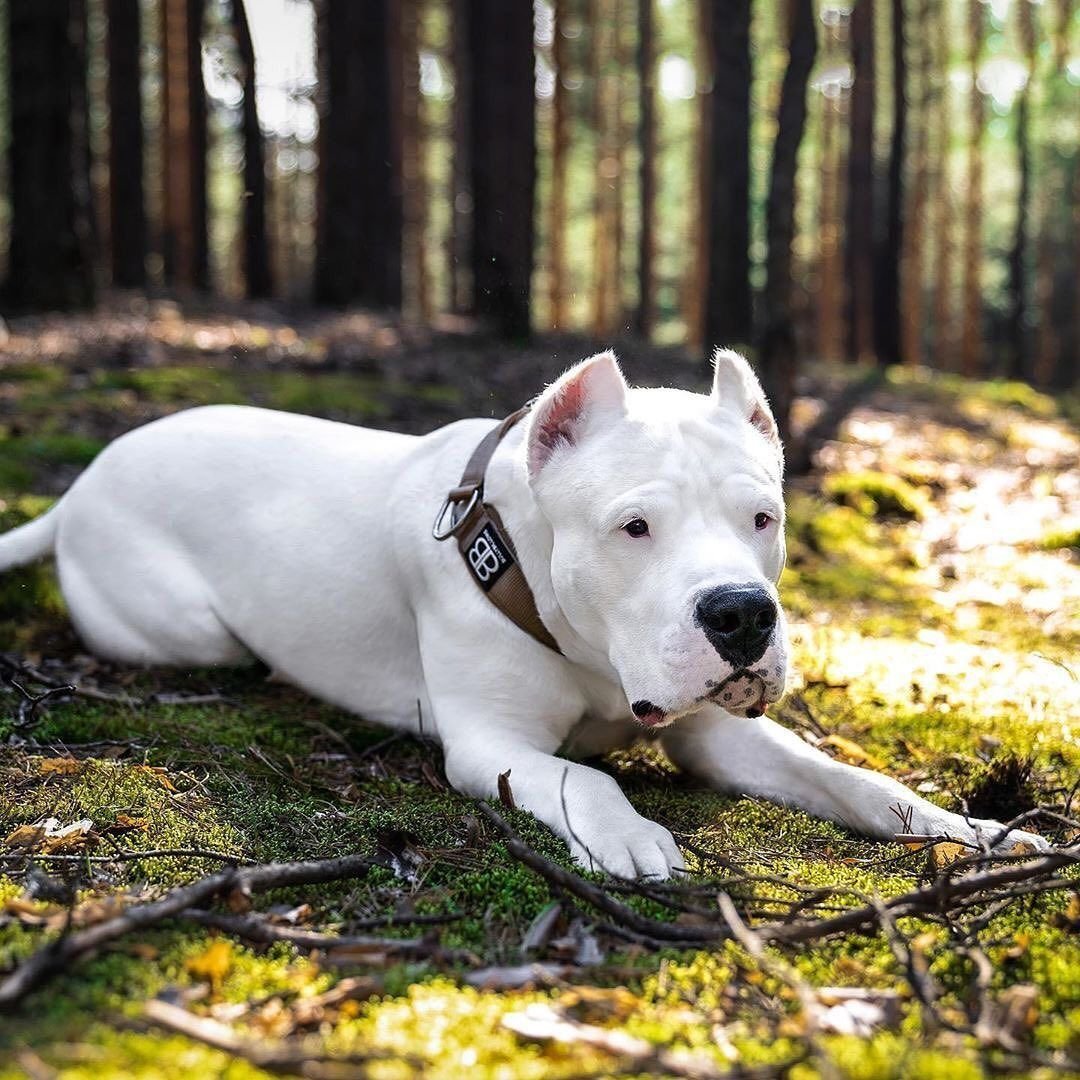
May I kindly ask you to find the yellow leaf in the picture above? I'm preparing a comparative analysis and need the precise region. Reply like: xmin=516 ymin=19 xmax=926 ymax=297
xmin=820 ymin=734 xmax=887 ymax=771
xmin=930 ymin=842 xmax=967 ymax=869
xmin=39 ymin=757 xmax=83 ymax=776
xmin=134 ymin=765 xmax=177 ymax=792
xmin=186 ymin=939 xmax=233 ymax=991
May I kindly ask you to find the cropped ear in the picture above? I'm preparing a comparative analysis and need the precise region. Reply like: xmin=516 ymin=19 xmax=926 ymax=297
xmin=711 ymin=348 xmax=781 ymax=450
xmin=527 ymin=351 xmax=628 ymax=480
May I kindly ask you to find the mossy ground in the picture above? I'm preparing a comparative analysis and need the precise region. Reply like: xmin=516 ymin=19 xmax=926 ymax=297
xmin=0 ymin=325 xmax=1078 ymax=1078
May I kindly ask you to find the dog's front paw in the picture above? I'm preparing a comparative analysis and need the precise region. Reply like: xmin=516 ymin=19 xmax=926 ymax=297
xmin=922 ymin=811 xmax=1052 ymax=855
xmin=966 ymin=819 xmax=1052 ymax=854
xmin=567 ymin=814 xmax=685 ymax=880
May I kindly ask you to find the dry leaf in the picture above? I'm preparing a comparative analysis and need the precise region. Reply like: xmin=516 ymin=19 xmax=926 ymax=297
xmin=930 ymin=841 xmax=968 ymax=869
xmin=819 ymin=734 xmax=887 ymax=770
xmin=559 ymin=985 xmax=639 ymax=1023
xmin=39 ymin=757 xmax=84 ymax=776
xmin=102 ymin=813 xmax=150 ymax=835
xmin=3 ymin=896 xmax=60 ymax=927
xmin=41 ymin=819 xmax=94 ymax=854
xmin=134 ymin=765 xmax=177 ymax=792
xmin=227 ymin=884 xmax=253 ymax=914
xmin=4 ymin=818 xmax=94 ymax=855
xmin=5 ymin=824 xmax=46 ymax=852
xmin=1006 ymin=931 xmax=1032 ymax=959
xmin=465 ymin=962 xmax=574 ymax=990
xmin=497 ymin=769 xmax=516 ymax=810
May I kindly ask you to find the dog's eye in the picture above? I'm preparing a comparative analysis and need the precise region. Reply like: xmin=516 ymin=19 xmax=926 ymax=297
xmin=622 ymin=518 xmax=650 ymax=538
xmin=754 ymin=512 xmax=772 ymax=531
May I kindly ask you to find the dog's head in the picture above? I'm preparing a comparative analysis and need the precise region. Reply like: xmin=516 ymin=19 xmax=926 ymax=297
xmin=526 ymin=349 xmax=789 ymax=727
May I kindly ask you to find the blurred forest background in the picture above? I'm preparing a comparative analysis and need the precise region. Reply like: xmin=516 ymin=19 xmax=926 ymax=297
xmin=0 ymin=0 xmax=1078 ymax=436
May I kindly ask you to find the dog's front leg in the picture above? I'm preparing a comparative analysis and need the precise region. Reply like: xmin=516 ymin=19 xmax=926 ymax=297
xmin=663 ymin=708 xmax=1049 ymax=851
xmin=439 ymin=726 xmax=684 ymax=878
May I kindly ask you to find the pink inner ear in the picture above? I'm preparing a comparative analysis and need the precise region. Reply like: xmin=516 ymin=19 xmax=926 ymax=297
xmin=529 ymin=378 xmax=588 ymax=474
xmin=749 ymin=403 xmax=775 ymax=440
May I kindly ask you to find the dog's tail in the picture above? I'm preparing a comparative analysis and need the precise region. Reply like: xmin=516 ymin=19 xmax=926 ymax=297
xmin=0 ymin=505 xmax=59 ymax=572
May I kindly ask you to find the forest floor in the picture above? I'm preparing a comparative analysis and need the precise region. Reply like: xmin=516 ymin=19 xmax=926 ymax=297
xmin=0 ymin=301 xmax=1078 ymax=1079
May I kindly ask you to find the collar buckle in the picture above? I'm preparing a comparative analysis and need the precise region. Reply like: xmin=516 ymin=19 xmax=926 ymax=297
xmin=431 ymin=486 xmax=480 ymax=541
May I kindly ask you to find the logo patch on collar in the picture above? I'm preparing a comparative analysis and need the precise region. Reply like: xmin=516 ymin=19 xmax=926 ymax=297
xmin=466 ymin=522 xmax=514 ymax=591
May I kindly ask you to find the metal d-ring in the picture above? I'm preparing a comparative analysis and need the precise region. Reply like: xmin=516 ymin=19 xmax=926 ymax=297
xmin=431 ymin=488 xmax=479 ymax=541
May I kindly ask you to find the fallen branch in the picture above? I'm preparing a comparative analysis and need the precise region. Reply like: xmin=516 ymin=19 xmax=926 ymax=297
xmin=181 ymin=909 xmax=474 ymax=964
xmin=143 ymin=998 xmax=405 ymax=1077
xmin=482 ymin=802 xmax=1079 ymax=955
xmin=0 ymin=847 xmax=252 ymax=866
xmin=0 ymin=852 xmax=375 ymax=1010
xmin=478 ymin=804 xmax=724 ymax=944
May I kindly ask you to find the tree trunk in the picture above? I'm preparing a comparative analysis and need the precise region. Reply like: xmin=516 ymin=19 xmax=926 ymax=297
xmin=314 ymin=0 xmax=402 ymax=309
xmin=467 ymin=0 xmax=535 ymax=339
xmin=3 ymin=0 xmax=95 ymax=311
xmin=701 ymin=0 xmax=752 ymax=350
xmin=105 ymin=0 xmax=146 ymax=290
xmin=635 ymin=0 xmax=656 ymax=340
xmin=549 ymin=0 xmax=570 ymax=328
xmin=400 ymin=0 xmax=428 ymax=321
xmin=229 ymin=0 xmax=272 ymax=299
xmin=759 ymin=0 xmax=817 ymax=449
xmin=450 ymin=0 xmax=472 ymax=314
xmin=1005 ymin=0 xmax=1036 ymax=380
xmin=816 ymin=86 xmax=844 ymax=363
xmin=874 ymin=0 xmax=906 ymax=367
xmin=161 ymin=0 xmax=208 ymax=290
xmin=590 ymin=0 xmax=620 ymax=336
xmin=845 ymin=0 xmax=876 ymax=362
xmin=900 ymin=0 xmax=931 ymax=366
xmin=930 ymin=0 xmax=954 ymax=368
xmin=960 ymin=0 xmax=985 ymax=377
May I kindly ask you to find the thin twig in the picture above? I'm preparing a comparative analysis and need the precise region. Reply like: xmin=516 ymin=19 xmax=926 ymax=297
xmin=142 ymin=998 xmax=412 ymax=1076
xmin=180 ymin=909 xmax=474 ymax=963
xmin=0 ymin=852 xmax=376 ymax=1010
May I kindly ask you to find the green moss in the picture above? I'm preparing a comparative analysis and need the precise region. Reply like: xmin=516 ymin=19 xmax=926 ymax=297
xmin=0 ymin=495 xmax=69 ymax=651
xmin=886 ymin=366 xmax=1059 ymax=419
xmin=1 ymin=353 xmax=1078 ymax=1075
xmin=823 ymin=471 xmax=930 ymax=522
xmin=93 ymin=366 xmax=244 ymax=405
xmin=0 ymin=432 xmax=104 ymax=469
xmin=1038 ymin=526 xmax=1080 ymax=552
xmin=259 ymin=372 xmax=388 ymax=419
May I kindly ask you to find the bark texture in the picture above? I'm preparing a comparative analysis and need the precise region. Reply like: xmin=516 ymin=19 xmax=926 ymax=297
xmin=314 ymin=0 xmax=402 ymax=309
xmin=161 ymin=0 xmax=209 ymax=290
xmin=467 ymin=0 xmax=536 ymax=339
xmin=701 ymin=0 xmax=753 ymax=350
xmin=635 ymin=0 xmax=656 ymax=339
xmin=106 ymin=0 xmax=147 ymax=289
xmin=3 ymin=0 xmax=96 ymax=311
xmin=874 ymin=0 xmax=907 ymax=367
xmin=960 ymin=0 xmax=985 ymax=376
xmin=230 ymin=0 xmax=272 ymax=299
xmin=845 ymin=0 xmax=876 ymax=361
xmin=759 ymin=0 xmax=818 ymax=448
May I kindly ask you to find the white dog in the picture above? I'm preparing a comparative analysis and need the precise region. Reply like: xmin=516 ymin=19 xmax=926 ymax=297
xmin=0 ymin=350 xmax=1045 ymax=876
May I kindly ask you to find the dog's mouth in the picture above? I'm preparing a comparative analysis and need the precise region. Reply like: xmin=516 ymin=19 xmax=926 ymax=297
xmin=706 ymin=670 xmax=770 ymax=717
xmin=631 ymin=671 xmax=772 ymax=729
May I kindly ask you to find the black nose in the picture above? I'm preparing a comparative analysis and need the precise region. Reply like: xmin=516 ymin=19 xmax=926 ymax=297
xmin=694 ymin=584 xmax=777 ymax=667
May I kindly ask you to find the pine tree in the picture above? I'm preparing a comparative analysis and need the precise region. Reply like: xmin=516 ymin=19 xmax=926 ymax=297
xmin=3 ymin=0 xmax=96 ymax=310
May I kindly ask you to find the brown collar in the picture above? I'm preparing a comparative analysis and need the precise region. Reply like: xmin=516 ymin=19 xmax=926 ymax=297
xmin=432 ymin=408 xmax=561 ymax=653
